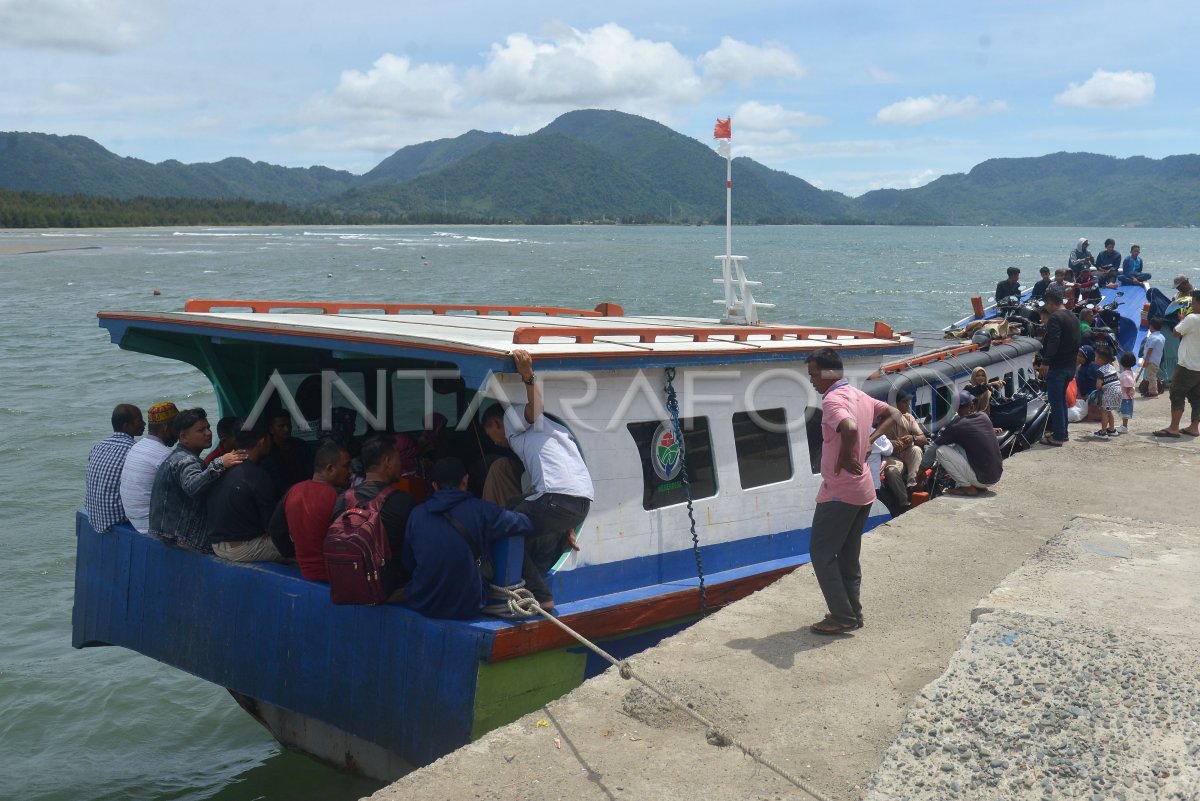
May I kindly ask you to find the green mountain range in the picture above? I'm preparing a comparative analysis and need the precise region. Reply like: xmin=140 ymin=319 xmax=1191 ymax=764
xmin=2 ymin=110 xmax=1199 ymax=226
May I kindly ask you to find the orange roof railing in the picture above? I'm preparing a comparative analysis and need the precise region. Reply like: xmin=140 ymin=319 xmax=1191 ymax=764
xmin=512 ymin=321 xmax=898 ymax=345
xmin=875 ymin=337 xmax=1013 ymax=375
xmin=183 ymin=299 xmax=621 ymax=317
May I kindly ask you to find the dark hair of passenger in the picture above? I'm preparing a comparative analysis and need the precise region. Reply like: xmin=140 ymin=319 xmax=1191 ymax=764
xmin=313 ymin=439 xmax=349 ymax=471
xmin=432 ymin=456 xmax=468 ymax=488
xmin=1043 ymin=288 xmax=1064 ymax=306
xmin=1040 ymin=266 xmax=1050 ymax=275
xmin=269 ymin=408 xmax=291 ymax=423
xmin=173 ymin=407 xmax=208 ymax=434
xmin=233 ymin=418 xmax=269 ymax=450
xmin=1007 ymin=267 xmax=1020 ymax=278
xmin=1120 ymin=351 xmax=1137 ymax=369
xmin=810 ymin=347 xmax=843 ymax=374
xmin=360 ymin=434 xmax=395 ymax=471
xmin=215 ymin=415 xmax=239 ymax=438
xmin=1149 ymin=316 xmax=1163 ymax=330
xmin=111 ymin=403 xmax=140 ymax=432
xmin=481 ymin=404 xmax=506 ymax=426
xmin=1095 ymin=345 xmax=1113 ymax=362
xmin=896 ymin=391 xmax=911 ymax=404
xmin=1193 ymin=289 xmax=1200 ymax=304
xmin=1105 ymin=238 xmax=1115 ymax=247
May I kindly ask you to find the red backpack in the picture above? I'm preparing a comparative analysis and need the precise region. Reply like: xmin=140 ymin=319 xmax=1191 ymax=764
xmin=324 ymin=487 xmax=395 ymax=606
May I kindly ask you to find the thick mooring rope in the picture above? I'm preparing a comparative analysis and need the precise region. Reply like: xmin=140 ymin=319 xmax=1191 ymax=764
xmin=494 ymin=585 xmax=834 ymax=801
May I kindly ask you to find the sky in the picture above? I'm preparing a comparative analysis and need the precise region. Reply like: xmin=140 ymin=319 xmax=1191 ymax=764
xmin=2 ymin=0 xmax=1198 ymax=197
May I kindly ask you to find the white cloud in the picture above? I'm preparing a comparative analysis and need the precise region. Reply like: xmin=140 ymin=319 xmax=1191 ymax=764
xmin=0 ymin=0 xmax=161 ymax=53
xmin=876 ymin=94 xmax=1009 ymax=125
xmin=1054 ymin=69 xmax=1155 ymax=109
xmin=733 ymin=101 xmax=825 ymax=132
xmin=288 ymin=24 xmax=806 ymax=156
xmin=299 ymin=54 xmax=463 ymax=122
xmin=699 ymin=37 xmax=805 ymax=86
xmin=468 ymin=24 xmax=703 ymax=106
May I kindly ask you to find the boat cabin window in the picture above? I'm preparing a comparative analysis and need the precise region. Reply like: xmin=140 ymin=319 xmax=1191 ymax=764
xmin=626 ymin=418 xmax=717 ymax=510
xmin=733 ymin=408 xmax=793 ymax=489
xmin=391 ymin=373 xmax=462 ymax=433
xmin=283 ymin=371 xmax=370 ymax=440
xmin=933 ymin=385 xmax=955 ymax=425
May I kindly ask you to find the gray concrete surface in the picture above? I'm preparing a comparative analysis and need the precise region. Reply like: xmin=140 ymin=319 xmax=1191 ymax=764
xmin=369 ymin=396 xmax=1199 ymax=801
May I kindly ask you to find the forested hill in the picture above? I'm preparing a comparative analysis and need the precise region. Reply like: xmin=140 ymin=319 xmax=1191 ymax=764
xmin=0 ymin=132 xmax=357 ymax=203
xmin=2 ymin=113 xmax=1199 ymax=226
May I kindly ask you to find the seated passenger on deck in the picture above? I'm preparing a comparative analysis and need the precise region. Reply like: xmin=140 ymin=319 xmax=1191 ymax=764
xmin=149 ymin=408 xmax=246 ymax=552
xmin=1118 ymin=244 xmax=1151 ymax=287
xmin=207 ymin=420 xmax=290 ymax=563
xmin=262 ymin=409 xmax=314 ymax=497
xmin=331 ymin=435 xmax=416 ymax=589
xmin=85 ymin=403 xmax=144 ymax=533
xmin=267 ymin=440 xmax=353 ymax=580
xmin=994 ymin=267 xmax=1021 ymax=303
xmin=120 ymin=401 xmax=179 ymax=533
xmin=204 ymin=415 xmax=239 ymax=466
xmin=920 ymin=391 xmax=1004 ymax=497
xmin=1030 ymin=267 xmax=1052 ymax=301
xmin=401 ymin=457 xmax=533 ymax=620
xmin=965 ymin=367 xmax=1003 ymax=415
xmin=1048 ymin=269 xmax=1075 ymax=305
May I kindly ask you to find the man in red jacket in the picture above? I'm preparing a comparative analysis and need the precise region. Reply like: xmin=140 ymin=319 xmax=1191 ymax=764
xmin=268 ymin=440 xmax=353 ymax=580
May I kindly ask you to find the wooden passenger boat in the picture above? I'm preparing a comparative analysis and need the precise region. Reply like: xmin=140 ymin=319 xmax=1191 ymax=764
xmin=73 ymin=296 xmax=1043 ymax=779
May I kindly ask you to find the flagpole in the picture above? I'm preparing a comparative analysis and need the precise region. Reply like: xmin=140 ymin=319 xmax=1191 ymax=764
xmin=725 ymin=142 xmax=732 ymax=262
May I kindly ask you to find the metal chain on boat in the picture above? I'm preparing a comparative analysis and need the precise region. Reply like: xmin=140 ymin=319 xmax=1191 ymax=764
xmin=492 ymin=585 xmax=833 ymax=801
xmin=663 ymin=366 xmax=708 ymax=612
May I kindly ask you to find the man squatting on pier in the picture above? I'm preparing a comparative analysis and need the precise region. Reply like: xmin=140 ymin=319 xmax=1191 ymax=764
xmin=805 ymin=347 xmax=903 ymax=635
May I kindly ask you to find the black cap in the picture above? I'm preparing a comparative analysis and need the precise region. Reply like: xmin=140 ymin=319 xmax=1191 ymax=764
xmin=432 ymin=456 xmax=468 ymax=488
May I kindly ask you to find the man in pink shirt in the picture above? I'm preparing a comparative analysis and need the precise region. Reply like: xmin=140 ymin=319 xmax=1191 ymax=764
xmin=805 ymin=348 xmax=902 ymax=635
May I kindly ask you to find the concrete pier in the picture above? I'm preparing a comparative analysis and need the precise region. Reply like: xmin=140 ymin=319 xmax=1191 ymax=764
xmin=370 ymin=397 xmax=1199 ymax=801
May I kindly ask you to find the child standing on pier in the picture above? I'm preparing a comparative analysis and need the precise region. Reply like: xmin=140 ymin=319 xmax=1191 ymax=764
xmin=1094 ymin=346 xmax=1121 ymax=438
xmin=1118 ymin=351 xmax=1137 ymax=434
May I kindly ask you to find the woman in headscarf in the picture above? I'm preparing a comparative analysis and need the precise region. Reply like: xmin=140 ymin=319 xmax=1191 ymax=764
xmin=965 ymin=366 xmax=1003 ymax=414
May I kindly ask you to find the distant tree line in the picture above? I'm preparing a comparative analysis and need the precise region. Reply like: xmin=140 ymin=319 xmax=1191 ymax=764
xmin=0 ymin=188 xmax=505 ymax=228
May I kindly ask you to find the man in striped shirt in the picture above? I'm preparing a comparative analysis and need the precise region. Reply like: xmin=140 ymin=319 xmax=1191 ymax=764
xmin=85 ymin=404 xmax=144 ymax=533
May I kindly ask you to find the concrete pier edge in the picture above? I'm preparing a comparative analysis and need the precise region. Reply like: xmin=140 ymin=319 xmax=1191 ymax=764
xmin=369 ymin=396 xmax=1199 ymax=801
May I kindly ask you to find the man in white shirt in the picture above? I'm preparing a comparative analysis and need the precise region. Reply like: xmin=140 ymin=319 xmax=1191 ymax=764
xmin=119 ymin=401 xmax=179 ymax=532
xmin=1154 ymin=291 xmax=1200 ymax=438
xmin=482 ymin=349 xmax=593 ymax=608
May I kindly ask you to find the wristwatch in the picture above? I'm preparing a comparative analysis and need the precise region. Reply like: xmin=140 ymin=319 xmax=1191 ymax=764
xmin=522 ymin=373 xmax=536 ymax=385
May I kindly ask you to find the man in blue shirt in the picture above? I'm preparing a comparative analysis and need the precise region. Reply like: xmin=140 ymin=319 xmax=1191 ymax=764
xmin=1119 ymin=244 xmax=1151 ymax=286
xmin=1094 ymin=238 xmax=1122 ymax=284
xmin=85 ymin=404 xmax=144 ymax=533
xmin=402 ymin=458 xmax=533 ymax=620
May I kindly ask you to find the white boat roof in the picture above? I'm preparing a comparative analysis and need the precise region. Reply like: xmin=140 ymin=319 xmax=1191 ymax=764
xmin=100 ymin=300 xmax=912 ymax=363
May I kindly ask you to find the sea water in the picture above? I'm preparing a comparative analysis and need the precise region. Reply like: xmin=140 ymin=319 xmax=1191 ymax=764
xmin=0 ymin=224 xmax=1196 ymax=801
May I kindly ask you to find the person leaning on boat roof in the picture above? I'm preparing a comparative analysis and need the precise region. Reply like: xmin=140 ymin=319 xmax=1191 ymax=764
xmin=206 ymin=419 xmax=291 ymax=564
xmin=118 ymin=401 xmax=180 ymax=533
xmin=401 ymin=457 xmax=534 ymax=620
xmin=919 ymin=391 xmax=1004 ymax=497
xmin=805 ymin=347 xmax=903 ymax=635
xmin=85 ymin=404 xmax=144 ymax=533
xmin=149 ymin=408 xmax=247 ymax=552
xmin=267 ymin=440 xmax=353 ymax=580
xmin=481 ymin=348 xmax=594 ymax=610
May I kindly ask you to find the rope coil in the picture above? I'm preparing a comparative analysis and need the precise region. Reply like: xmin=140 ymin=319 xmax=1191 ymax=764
xmin=489 ymin=584 xmax=833 ymax=801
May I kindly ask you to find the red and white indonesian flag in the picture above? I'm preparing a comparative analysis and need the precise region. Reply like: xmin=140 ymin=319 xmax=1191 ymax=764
xmin=714 ymin=117 xmax=731 ymax=157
